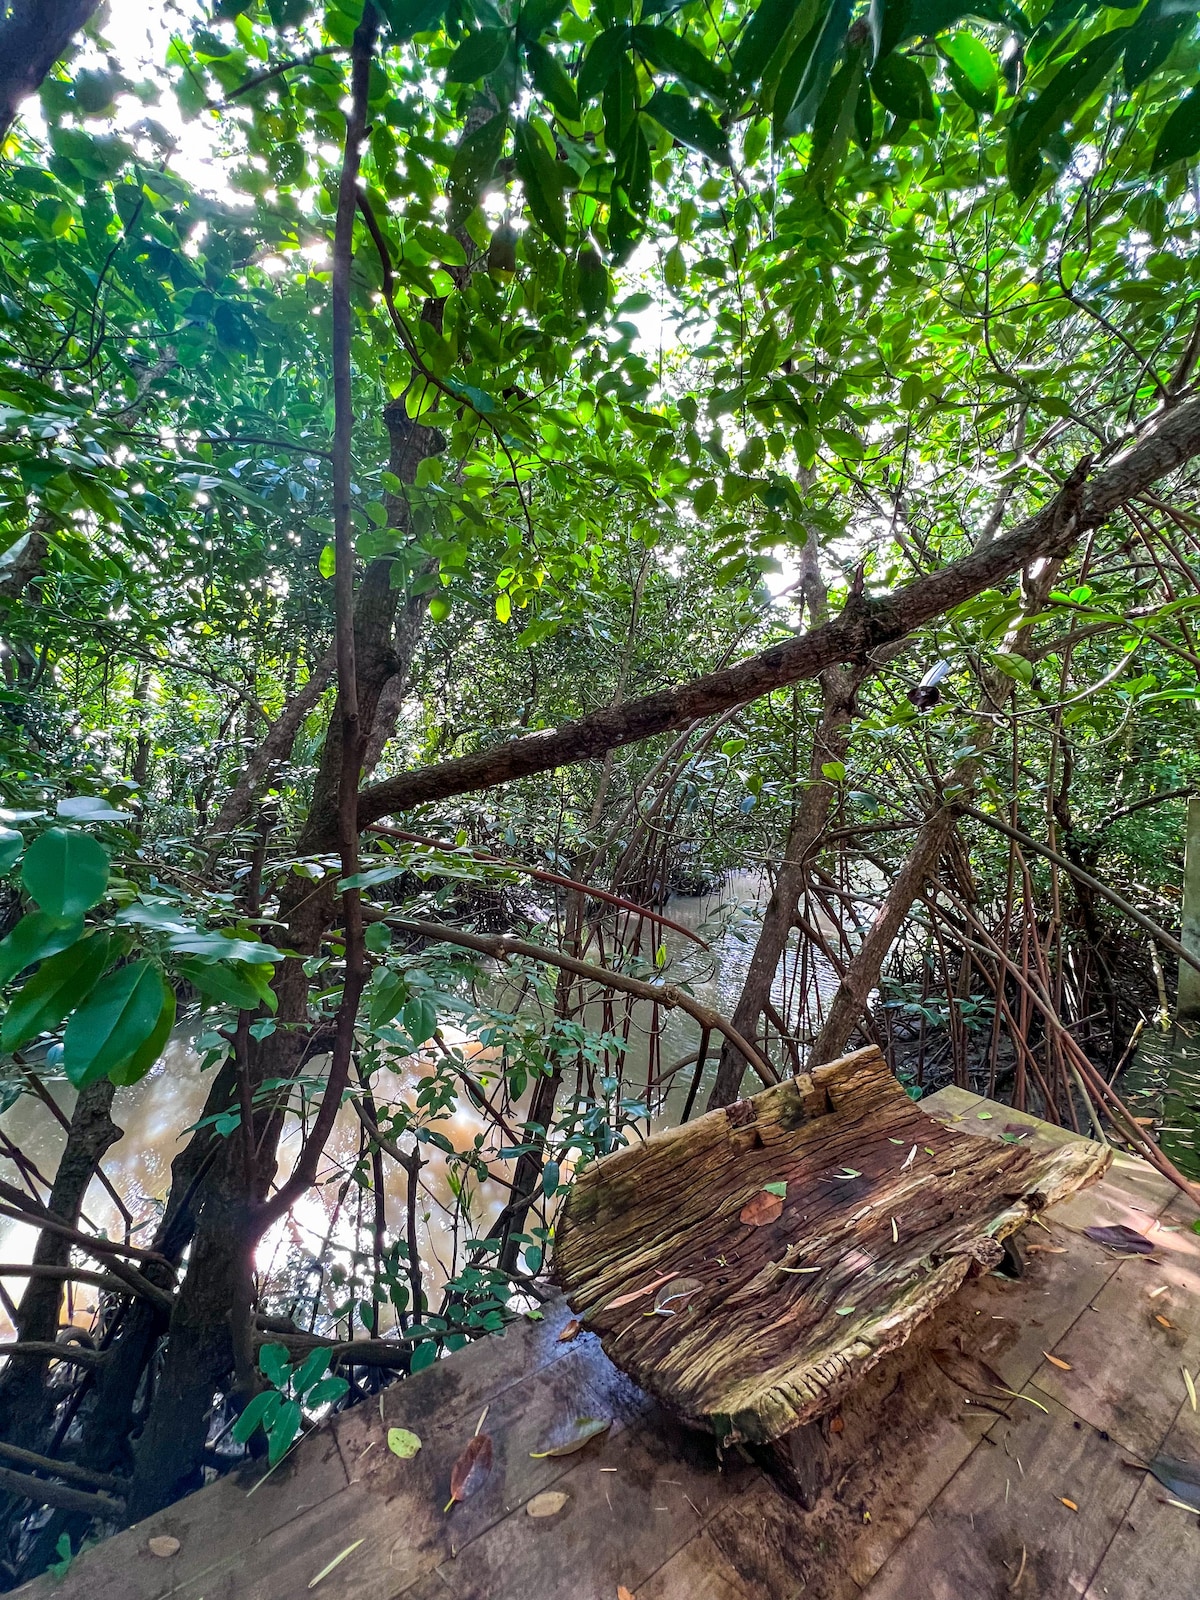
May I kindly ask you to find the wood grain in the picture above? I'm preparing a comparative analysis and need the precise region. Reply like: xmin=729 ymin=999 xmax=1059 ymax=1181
xmin=554 ymin=1049 xmax=1110 ymax=1442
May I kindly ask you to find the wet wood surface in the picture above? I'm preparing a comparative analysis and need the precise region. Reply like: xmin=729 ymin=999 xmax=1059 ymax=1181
xmin=14 ymin=1086 xmax=1196 ymax=1600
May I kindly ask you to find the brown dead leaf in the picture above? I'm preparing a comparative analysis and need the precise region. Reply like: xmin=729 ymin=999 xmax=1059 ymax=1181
xmin=652 ymin=1276 xmax=704 ymax=1315
xmin=1043 ymin=1352 xmax=1072 ymax=1371
xmin=608 ymin=1272 xmax=676 ymax=1309
xmin=830 ymin=1414 xmax=844 ymax=1435
xmin=445 ymin=1433 xmax=492 ymax=1512
xmin=558 ymin=1318 xmax=582 ymax=1343
xmin=617 ymin=1588 xmax=635 ymax=1600
xmin=148 ymin=1536 xmax=181 ymax=1559
xmin=1026 ymin=1244 xmax=1067 ymax=1255
xmin=933 ymin=1346 xmax=1011 ymax=1400
xmin=739 ymin=1190 xmax=785 ymax=1227
xmin=1059 ymin=1497 xmax=1078 ymax=1512
xmin=1156 ymin=1314 xmax=1176 ymax=1330
xmin=526 ymin=1491 xmax=570 ymax=1518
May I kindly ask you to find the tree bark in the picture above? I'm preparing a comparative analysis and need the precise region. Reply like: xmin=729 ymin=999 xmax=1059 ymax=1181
xmin=0 ymin=0 xmax=98 ymax=139
xmin=358 ymin=403 xmax=1200 ymax=824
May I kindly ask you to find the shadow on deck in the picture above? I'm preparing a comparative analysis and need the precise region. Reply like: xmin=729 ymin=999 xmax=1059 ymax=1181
xmin=16 ymin=1087 xmax=1200 ymax=1600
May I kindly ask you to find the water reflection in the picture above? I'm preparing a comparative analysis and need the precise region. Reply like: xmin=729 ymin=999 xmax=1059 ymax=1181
xmin=0 ymin=872 xmax=839 ymax=1338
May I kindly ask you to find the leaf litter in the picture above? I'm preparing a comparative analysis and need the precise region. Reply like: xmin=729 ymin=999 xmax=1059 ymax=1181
xmin=445 ymin=1433 xmax=493 ymax=1512
xmin=739 ymin=1190 xmax=784 ymax=1226
xmin=1083 ymin=1224 xmax=1155 ymax=1255
xmin=530 ymin=1417 xmax=612 ymax=1458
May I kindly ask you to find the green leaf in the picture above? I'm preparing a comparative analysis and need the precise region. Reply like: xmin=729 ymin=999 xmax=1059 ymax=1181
xmin=319 ymin=544 xmax=336 ymax=579
xmin=0 ymin=912 xmax=83 ymax=988
xmin=763 ymin=1181 xmax=787 ymax=1197
xmin=178 ymin=958 xmax=263 ymax=1011
xmin=1152 ymin=82 xmax=1200 ymax=171
xmin=988 ymin=649 xmax=1034 ymax=685
xmin=108 ymin=977 xmax=175 ymax=1087
xmin=1124 ymin=0 xmax=1196 ymax=89
xmin=445 ymin=27 xmax=511 ymax=83
xmin=20 ymin=829 xmax=109 ymax=919
xmin=775 ymin=0 xmax=854 ymax=138
xmin=1 ymin=934 xmax=111 ymax=1051
xmin=292 ymin=1346 xmax=334 ymax=1395
xmin=369 ymin=970 xmax=409 ymax=1030
xmin=259 ymin=1342 xmax=292 ymax=1387
xmin=632 ymin=25 xmax=730 ymax=104
xmin=939 ymin=32 xmax=997 ymax=112
xmin=513 ymin=119 xmax=568 ymax=247
xmin=0 ymin=828 xmax=23 ymax=872
xmin=732 ymin=0 xmax=816 ymax=90
xmin=578 ymin=25 xmax=632 ymax=105
xmin=388 ymin=1427 xmax=423 ymax=1458
xmin=525 ymin=40 xmax=580 ymax=120
xmin=870 ymin=52 xmax=935 ymax=122
xmin=448 ymin=111 xmax=508 ymax=216
xmin=232 ymin=1389 xmax=282 ymax=1444
xmin=645 ymin=90 xmax=731 ymax=165
xmin=821 ymin=760 xmax=846 ymax=781
xmin=62 ymin=959 xmax=168 ymax=1088
xmin=378 ymin=0 xmax=448 ymax=40
xmin=578 ymin=245 xmax=609 ymax=320
xmin=402 ymin=993 xmax=438 ymax=1044
xmin=1006 ymin=29 xmax=1126 ymax=200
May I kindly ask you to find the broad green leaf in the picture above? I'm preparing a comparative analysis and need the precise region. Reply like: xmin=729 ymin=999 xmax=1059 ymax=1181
xmin=292 ymin=1346 xmax=334 ymax=1395
xmin=0 ymin=828 xmax=23 ymax=872
xmin=20 ymin=828 xmax=109 ymax=919
xmin=388 ymin=1427 xmax=422 ymax=1458
xmin=1 ymin=934 xmax=111 ymax=1051
xmin=318 ymin=544 xmax=336 ymax=578
xmin=268 ymin=1399 xmax=302 ymax=1464
xmin=108 ymin=977 xmax=175 ymax=1086
xmin=1124 ymin=0 xmax=1196 ymax=89
xmin=378 ymin=0 xmax=448 ymax=41
xmin=444 ymin=27 xmax=510 ymax=83
xmin=632 ymin=25 xmax=730 ymax=104
xmin=232 ymin=1389 xmax=282 ymax=1444
xmin=577 ymin=245 xmax=609 ymax=320
xmin=369 ymin=969 xmax=409 ymax=1030
xmin=871 ymin=52 xmax=935 ymax=122
xmin=578 ymin=26 xmax=632 ymax=105
xmin=402 ymin=993 xmax=438 ymax=1043
xmin=62 ymin=959 xmax=168 ymax=1088
xmin=1006 ymin=29 xmax=1126 ymax=200
xmin=448 ymin=111 xmax=508 ymax=216
xmin=939 ymin=33 xmax=997 ymax=112
xmin=645 ymin=90 xmax=731 ymax=164
xmin=732 ymin=0 xmax=818 ymax=90
xmin=1152 ymin=82 xmax=1200 ymax=171
xmin=259 ymin=1342 xmax=292 ymax=1387
xmin=0 ymin=912 xmax=83 ymax=988
xmin=178 ymin=958 xmax=262 ymax=1011
xmin=775 ymin=0 xmax=854 ymax=138
xmin=513 ymin=119 xmax=568 ymax=247
xmin=525 ymin=40 xmax=580 ymax=120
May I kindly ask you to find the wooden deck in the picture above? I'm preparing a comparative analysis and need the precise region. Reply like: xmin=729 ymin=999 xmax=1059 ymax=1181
xmin=16 ymin=1087 xmax=1200 ymax=1600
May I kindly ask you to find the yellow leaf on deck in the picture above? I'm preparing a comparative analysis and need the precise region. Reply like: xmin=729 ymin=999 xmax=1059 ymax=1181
xmin=1043 ymin=1352 xmax=1072 ymax=1371
xmin=1059 ymin=1498 xmax=1078 ymax=1512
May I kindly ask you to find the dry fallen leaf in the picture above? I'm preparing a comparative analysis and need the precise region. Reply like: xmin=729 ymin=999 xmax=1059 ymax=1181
xmin=1059 ymin=1497 xmax=1079 ymax=1512
xmin=526 ymin=1491 xmax=570 ymax=1518
xmin=1156 ymin=1315 xmax=1176 ymax=1330
xmin=608 ymin=1272 xmax=677 ymax=1309
xmin=1184 ymin=1367 xmax=1198 ymax=1413
xmin=1043 ymin=1352 xmax=1072 ymax=1371
xmin=1026 ymin=1244 xmax=1067 ymax=1255
xmin=1084 ymin=1224 xmax=1155 ymax=1256
xmin=652 ymin=1276 xmax=704 ymax=1315
xmin=617 ymin=1587 xmax=635 ymax=1600
xmin=933 ymin=1347 xmax=1011 ymax=1400
xmin=530 ymin=1417 xmax=612 ymax=1458
xmin=830 ymin=1414 xmax=844 ymax=1435
xmin=558 ymin=1318 xmax=582 ymax=1343
xmin=148 ymin=1536 xmax=180 ymax=1559
xmin=445 ymin=1433 xmax=493 ymax=1512
xmin=739 ymin=1190 xmax=785 ymax=1227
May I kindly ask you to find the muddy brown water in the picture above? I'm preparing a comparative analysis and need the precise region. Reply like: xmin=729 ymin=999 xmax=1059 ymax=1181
xmin=0 ymin=874 xmax=841 ymax=1338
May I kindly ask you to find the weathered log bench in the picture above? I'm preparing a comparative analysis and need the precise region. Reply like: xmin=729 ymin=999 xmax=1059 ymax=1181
xmin=553 ymin=1046 xmax=1110 ymax=1504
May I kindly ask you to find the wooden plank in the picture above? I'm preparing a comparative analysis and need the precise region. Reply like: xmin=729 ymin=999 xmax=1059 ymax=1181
xmin=1029 ymin=1194 xmax=1200 ymax=1458
xmin=635 ymin=1532 xmax=753 ymax=1600
xmin=555 ymin=1049 xmax=1109 ymax=1443
xmin=859 ymin=1393 xmax=1142 ymax=1600
xmin=1084 ymin=1376 xmax=1200 ymax=1599
xmin=133 ymin=1341 xmax=656 ymax=1600
xmin=422 ymin=1421 xmax=755 ymax=1600
xmin=13 ymin=1424 xmax=352 ymax=1600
